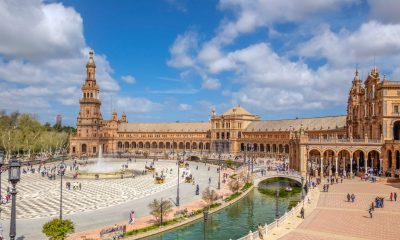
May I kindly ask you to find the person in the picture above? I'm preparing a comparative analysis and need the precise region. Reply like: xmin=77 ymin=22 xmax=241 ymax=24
xmin=351 ymin=193 xmax=355 ymax=203
xmin=390 ymin=192 xmax=393 ymax=201
xmin=209 ymin=177 xmax=211 ymax=184
xmin=368 ymin=207 xmax=373 ymax=218
xmin=300 ymin=207 xmax=305 ymax=219
xmin=258 ymin=223 xmax=264 ymax=239
xmin=347 ymin=193 xmax=351 ymax=202
xmin=129 ymin=211 xmax=135 ymax=224
xmin=395 ymin=192 xmax=398 ymax=201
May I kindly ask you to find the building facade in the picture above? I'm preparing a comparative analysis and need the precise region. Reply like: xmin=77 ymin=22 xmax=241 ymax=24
xmin=70 ymin=52 xmax=400 ymax=178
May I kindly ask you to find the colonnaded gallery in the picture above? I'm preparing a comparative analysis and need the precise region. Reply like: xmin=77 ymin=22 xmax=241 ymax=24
xmin=70 ymin=51 xmax=400 ymax=178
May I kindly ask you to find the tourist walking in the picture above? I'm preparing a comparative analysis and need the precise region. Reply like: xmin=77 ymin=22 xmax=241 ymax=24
xmin=347 ymin=193 xmax=351 ymax=202
xmin=129 ymin=211 xmax=135 ymax=224
xmin=351 ymin=193 xmax=355 ymax=203
xmin=368 ymin=207 xmax=373 ymax=218
xmin=394 ymin=192 xmax=398 ymax=201
xmin=300 ymin=207 xmax=305 ymax=219
xmin=390 ymin=192 xmax=393 ymax=201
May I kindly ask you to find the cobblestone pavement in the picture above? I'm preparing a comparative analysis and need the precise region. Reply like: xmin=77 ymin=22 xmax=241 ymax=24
xmin=0 ymin=160 xmax=180 ymax=219
xmin=0 ymin=159 xmax=220 ymax=239
xmin=280 ymin=179 xmax=400 ymax=240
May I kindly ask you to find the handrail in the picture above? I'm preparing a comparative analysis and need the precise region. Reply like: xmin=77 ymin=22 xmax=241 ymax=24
xmin=238 ymin=173 xmax=308 ymax=240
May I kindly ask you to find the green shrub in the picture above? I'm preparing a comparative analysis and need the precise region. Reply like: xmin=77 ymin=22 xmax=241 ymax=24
xmin=42 ymin=218 xmax=75 ymax=240
xmin=225 ymin=192 xmax=242 ymax=202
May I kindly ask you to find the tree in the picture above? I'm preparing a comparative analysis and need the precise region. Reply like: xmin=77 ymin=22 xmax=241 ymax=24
xmin=148 ymin=199 xmax=173 ymax=225
xmin=202 ymin=187 xmax=219 ymax=206
xmin=42 ymin=218 xmax=75 ymax=240
xmin=228 ymin=179 xmax=242 ymax=193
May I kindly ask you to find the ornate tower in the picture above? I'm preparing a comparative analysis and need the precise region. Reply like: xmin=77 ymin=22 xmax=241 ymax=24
xmin=75 ymin=50 xmax=102 ymax=155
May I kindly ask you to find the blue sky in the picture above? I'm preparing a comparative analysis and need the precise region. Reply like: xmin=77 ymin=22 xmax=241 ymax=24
xmin=2 ymin=0 xmax=400 ymax=126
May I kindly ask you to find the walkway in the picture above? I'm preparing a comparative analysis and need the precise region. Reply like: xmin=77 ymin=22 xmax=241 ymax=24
xmin=280 ymin=179 xmax=400 ymax=240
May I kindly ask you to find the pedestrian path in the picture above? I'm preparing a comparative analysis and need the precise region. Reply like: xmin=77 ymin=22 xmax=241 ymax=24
xmin=0 ymin=161 xmax=179 ymax=219
xmin=279 ymin=179 xmax=400 ymax=240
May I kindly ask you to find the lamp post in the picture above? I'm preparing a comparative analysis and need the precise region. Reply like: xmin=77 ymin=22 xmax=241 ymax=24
xmin=203 ymin=206 xmax=209 ymax=240
xmin=59 ymin=162 xmax=66 ymax=221
xmin=306 ymin=145 xmax=310 ymax=183
xmin=301 ymin=176 xmax=305 ymax=201
xmin=217 ymin=142 xmax=222 ymax=190
xmin=8 ymin=159 xmax=21 ymax=240
xmin=176 ymin=157 xmax=180 ymax=206
xmin=0 ymin=151 xmax=4 ymax=202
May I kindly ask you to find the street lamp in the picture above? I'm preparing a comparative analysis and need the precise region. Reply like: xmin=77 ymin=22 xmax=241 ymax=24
xmin=301 ymin=176 xmax=305 ymax=201
xmin=203 ymin=206 xmax=209 ymax=240
xmin=176 ymin=156 xmax=180 ymax=206
xmin=306 ymin=145 xmax=310 ymax=183
xmin=275 ymin=187 xmax=280 ymax=218
xmin=8 ymin=159 xmax=21 ymax=240
xmin=59 ymin=162 xmax=66 ymax=221
xmin=0 ymin=151 xmax=4 ymax=202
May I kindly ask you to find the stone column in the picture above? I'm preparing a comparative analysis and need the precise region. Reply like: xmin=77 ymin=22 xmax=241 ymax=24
xmin=343 ymin=157 xmax=346 ymax=176
xmin=380 ymin=158 xmax=383 ymax=175
xmin=365 ymin=157 xmax=368 ymax=174
xmin=335 ymin=157 xmax=338 ymax=177
xmin=350 ymin=157 xmax=353 ymax=177
xmin=320 ymin=158 xmax=323 ymax=178
xmin=328 ymin=158 xmax=332 ymax=177
xmin=357 ymin=157 xmax=359 ymax=172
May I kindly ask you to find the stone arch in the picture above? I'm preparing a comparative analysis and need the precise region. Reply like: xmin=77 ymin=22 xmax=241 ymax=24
xmin=117 ymin=141 xmax=123 ymax=149
xmin=205 ymin=142 xmax=210 ymax=150
xmin=396 ymin=150 xmax=400 ymax=169
xmin=179 ymin=142 xmax=184 ymax=149
xmin=81 ymin=144 xmax=87 ymax=153
xmin=152 ymin=141 xmax=157 ymax=149
xmin=367 ymin=150 xmax=380 ymax=169
xmin=185 ymin=142 xmax=190 ymax=150
xmin=192 ymin=142 xmax=197 ymax=149
xmin=353 ymin=149 xmax=366 ymax=172
xmin=278 ymin=144 xmax=283 ymax=153
xmin=131 ymin=142 xmax=136 ymax=148
xmin=393 ymin=121 xmax=400 ymax=140
xmin=145 ymin=142 xmax=150 ymax=148
xmin=260 ymin=144 xmax=265 ymax=152
xmin=284 ymin=144 xmax=289 ymax=153
xmin=166 ymin=142 xmax=171 ymax=149
xmin=138 ymin=142 xmax=143 ymax=148
xmin=387 ymin=150 xmax=393 ymax=169
xmin=199 ymin=142 xmax=204 ymax=150
xmin=124 ymin=141 xmax=129 ymax=149
xmin=159 ymin=142 xmax=164 ymax=149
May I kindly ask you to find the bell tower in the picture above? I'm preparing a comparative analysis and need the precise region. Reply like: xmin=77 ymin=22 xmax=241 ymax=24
xmin=76 ymin=50 xmax=102 ymax=155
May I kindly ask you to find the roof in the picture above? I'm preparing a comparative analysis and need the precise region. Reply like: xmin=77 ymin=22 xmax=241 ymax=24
xmin=244 ymin=116 xmax=346 ymax=132
xmin=223 ymin=105 xmax=254 ymax=116
xmin=118 ymin=122 xmax=210 ymax=132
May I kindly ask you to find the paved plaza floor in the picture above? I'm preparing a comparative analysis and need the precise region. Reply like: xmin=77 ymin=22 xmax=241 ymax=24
xmin=280 ymin=179 xmax=400 ymax=240
xmin=0 ymin=159 xmax=220 ymax=239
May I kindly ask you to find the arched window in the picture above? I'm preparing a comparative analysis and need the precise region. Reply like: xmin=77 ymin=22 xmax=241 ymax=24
xmin=393 ymin=121 xmax=400 ymax=140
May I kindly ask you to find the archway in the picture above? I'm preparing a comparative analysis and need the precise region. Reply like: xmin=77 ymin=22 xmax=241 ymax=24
xmin=338 ymin=149 xmax=351 ymax=176
xmin=124 ymin=141 xmax=129 ymax=149
xmin=179 ymin=142 xmax=184 ymax=150
xmin=81 ymin=144 xmax=87 ymax=154
xmin=353 ymin=150 xmax=365 ymax=173
xmin=308 ymin=149 xmax=321 ymax=177
xmin=205 ymin=143 xmax=210 ymax=150
xmin=117 ymin=142 xmax=122 ymax=149
xmin=192 ymin=142 xmax=197 ymax=149
xmin=367 ymin=150 xmax=380 ymax=173
xmin=152 ymin=142 xmax=157 ymax=149
xmin=396 ymin=151 xmax=400 ymax=170
xmin=166 ymin=142 xmax=171 ymax=149
xmin=387 ymin=150 xmax=393 ymax=170
xmin=145 ymin=142 xmax=150 ymax=148
xmin=138 ymin=142 xmax=143 ymax=148
xmin=185 ymin=142 xmax=190 ymax=150
xmin=394 ymin=121 xmax=400 ymax=140
xmin=131 ymin=142 xmax=136 ymax=148
xmin=159 ymin=142 xmax=164 ymax=149
xmin=323 ymin=149 xmax=335 ymax=176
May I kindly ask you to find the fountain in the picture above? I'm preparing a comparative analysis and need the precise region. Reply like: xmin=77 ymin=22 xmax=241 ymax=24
xmin=66 ymin=145 xmax=139 ymax=179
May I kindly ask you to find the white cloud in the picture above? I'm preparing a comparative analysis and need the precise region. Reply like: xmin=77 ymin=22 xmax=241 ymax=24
xmin=116 ymin=96 xmax=162 ymax=113
xmin=121 ymin=75 xmax=136 ymax=84
xmin=202 ymin=78 xmax=221 ymax=90
xmin=298 ymin=21 xmax=400 ymax=68
xmin=167 ymin=31 xmax=198 ymax=68
xmin=178 ymin=103 xmax=192 ymax=111
xmin=0 ymin=0 xmax=121 ymax=123
xmin=368 ymin=0 xmax=400 ymax=23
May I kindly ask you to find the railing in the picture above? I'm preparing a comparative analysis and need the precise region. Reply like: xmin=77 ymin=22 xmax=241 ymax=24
xmin=238 ymin=173 xmax=307 ymax=240
xmin=306 ymin=138 xmax=382 ymax=144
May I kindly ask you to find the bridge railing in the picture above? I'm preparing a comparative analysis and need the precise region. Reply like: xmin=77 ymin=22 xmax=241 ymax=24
xmin=238 ymin=173 xmax=308 ymax=240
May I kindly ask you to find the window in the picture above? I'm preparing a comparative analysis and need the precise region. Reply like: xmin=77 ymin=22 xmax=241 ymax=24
xmin=394 ymin=105 xmax=399 ymax=114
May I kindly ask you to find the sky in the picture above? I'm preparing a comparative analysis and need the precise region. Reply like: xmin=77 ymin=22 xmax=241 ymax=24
xmin=1 ymin=0 xmax=400 ymax=126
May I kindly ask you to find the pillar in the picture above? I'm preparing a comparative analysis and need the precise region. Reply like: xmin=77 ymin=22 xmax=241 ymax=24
xmin=379 ymin=158 xmax=383 ymax=175
xmin=357 ymin=157 xmax=359 ymax=172
xmin=343 ymin=157 xmax=346 ymax=176
xmin=350 ymin=157 xmax=353 ymax=176
xmin=364 ymin=156 xmax=368 ymax=174
xmin=335 ymin=157 xmax=338 ymax=177
xmin=320 ymin=158 xmax=323 ymax=178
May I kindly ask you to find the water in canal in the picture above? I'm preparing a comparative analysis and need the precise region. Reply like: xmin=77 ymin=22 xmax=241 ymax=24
xmin=147 ymin=177 xmax=301 ymax=240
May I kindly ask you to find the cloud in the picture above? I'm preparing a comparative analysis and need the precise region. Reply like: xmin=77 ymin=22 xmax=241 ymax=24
xmin=298 ymin=21 xmax=400 ymax=68
xmin=116 ymin=96 xmax=162 ymax=113
xmin=178 ymin=103 xmax=192 ymax=111
xmin=0 ymin=0 xmax=120 ymax=123
xmin=164 ymin=0 xmax=187 ymax=13
xmin=368 ymin=0 xmax=400 ymax=23
xmin=121 ymin=75 xmax=136 ymax=84
xmin=201 ymin=78 xmax=221 ymax=90
xmin=167 ymin=31 xmax=198 ymax=68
